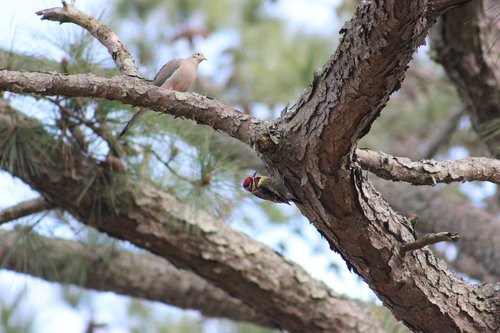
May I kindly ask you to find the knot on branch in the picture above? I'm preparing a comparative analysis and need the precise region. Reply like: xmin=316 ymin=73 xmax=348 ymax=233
xmin=257 ymin=135 xmax=277 ymax=153
xmin=256 ymin=123 xmax=282 ymax=153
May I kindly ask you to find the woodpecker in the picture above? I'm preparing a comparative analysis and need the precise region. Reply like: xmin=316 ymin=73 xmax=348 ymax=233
xmin=242 ymin=171 xmax=299 ymax=205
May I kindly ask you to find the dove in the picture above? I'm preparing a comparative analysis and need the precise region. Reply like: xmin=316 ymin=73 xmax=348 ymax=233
xmin=119 ymin=52 xmax=206 ymax=137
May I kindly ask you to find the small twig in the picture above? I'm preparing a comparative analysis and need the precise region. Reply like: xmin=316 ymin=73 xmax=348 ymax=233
xmin=46 ymin=97 xmax=124 ymax=157
xmin=36 ymin=2 xmax=139 ymax=76
xmin=47 ymin=97 xmax=92 ymax=126
xmin=0 ymin=198 xmax=54 ymax=225
xmin=402 ymin=232 xmax=460 ymax=253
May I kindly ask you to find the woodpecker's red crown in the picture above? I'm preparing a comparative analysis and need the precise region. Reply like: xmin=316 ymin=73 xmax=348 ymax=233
xmin=243 ymin=171 xmax=260 ymax=191
xmin=242 ymin=177 xmax=254 ymax=191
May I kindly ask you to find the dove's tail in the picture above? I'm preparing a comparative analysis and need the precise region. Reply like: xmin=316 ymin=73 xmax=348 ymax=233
xmin=119 ymin=108 xmax=147 ymax=138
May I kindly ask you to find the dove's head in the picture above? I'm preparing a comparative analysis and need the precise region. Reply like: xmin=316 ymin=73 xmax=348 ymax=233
xmin=191 ymin=52 xmax=207 ymax=64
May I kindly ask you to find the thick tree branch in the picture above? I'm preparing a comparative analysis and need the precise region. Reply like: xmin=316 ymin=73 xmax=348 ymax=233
xmin=0 ymin=230 xmax=272 ymax=328
xmin=277 ymin=0 xmax=471 ymax=168
xmin=36 ymin=1 xmax=138 ymax=76
xmin=0 ymin=101 xmax=384 ymax=333
xmin=0 ymin=70 xmax=261 ymax=147
xmin=0 ymin=197 xmax=53 ymax=225
xmin=357 ymin=149 xmax=500 ymax=185
xmin=280 ymin=1 xmax=430 ymax=165
xmin=431 ymin=3 xmax=500 ymax=283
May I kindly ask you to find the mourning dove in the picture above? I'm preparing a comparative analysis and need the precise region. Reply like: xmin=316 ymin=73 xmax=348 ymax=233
xmin=119 ymin=52 xmax=206 ymax=137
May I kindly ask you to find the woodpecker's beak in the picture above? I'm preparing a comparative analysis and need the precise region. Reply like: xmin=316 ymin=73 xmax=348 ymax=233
xmin=252 ymin=170 xmax=257 ymax=177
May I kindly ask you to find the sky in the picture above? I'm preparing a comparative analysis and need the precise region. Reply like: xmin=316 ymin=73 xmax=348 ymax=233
xmin=0 ymin=1 xmax=376 ymax=333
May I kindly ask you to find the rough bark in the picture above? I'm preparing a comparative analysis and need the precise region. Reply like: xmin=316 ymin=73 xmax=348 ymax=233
xmin=357 ymin=149 xmax=500 ymax=185
xmin=257 ymin=2 xmax=499 ymax=332
xmin=0 ymin=229 xmax=273 ymax=328
xmin=0 ymin=101 xmax=383 ymax=333
xmin=1 ymin=0 xmax=499 ymax=332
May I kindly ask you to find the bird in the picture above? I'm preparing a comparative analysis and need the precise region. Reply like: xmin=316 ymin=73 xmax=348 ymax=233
xmin=119 ymin=52 xmax=207 ymax=137
xmin=242 ymin=171 xmax=299 ymax=205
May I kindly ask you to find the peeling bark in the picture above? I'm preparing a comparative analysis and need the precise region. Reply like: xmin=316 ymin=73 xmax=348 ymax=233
xmin=357 ymin=149 xmax=500 ymax=185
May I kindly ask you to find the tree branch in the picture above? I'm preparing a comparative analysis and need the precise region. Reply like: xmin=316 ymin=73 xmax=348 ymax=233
xmin=402 ymin=232 xmax=460 ymax=252
xmin=0 ymin=197 xmax=54 ymax=225
xmin=356 ymin=149 xmax=500 ymax=185
xmin=36 ymin=1 xmax=139 ymax=76
xmin=361 ymin=106 xmax=499 ymax=283
xmin=280 ymin=1 xmax=431 ymax=165
xmin=4 ymin=38 xmax=475 ymax=287
xmin=0 ymin=230 xmax=273 ymax=328
xmin=0 ymin=70 xmax=261 ymax=147
xmin=0 ymin=100 xmax=384 ymax=333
